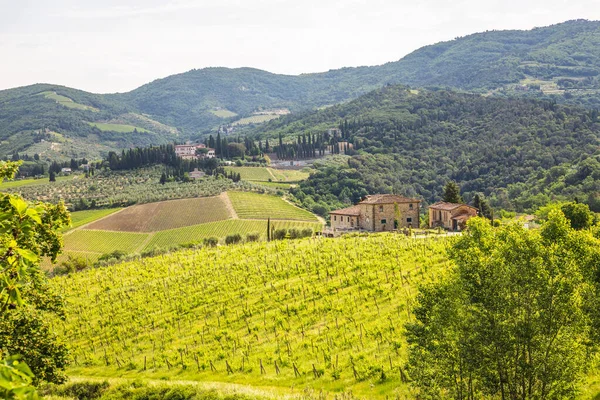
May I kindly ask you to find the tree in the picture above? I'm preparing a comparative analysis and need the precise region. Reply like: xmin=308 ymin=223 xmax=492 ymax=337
xmin=442 ymin=181 xmax=463 ymax=203
xmin=0 ymin=161 xmax=71 ymax=397
xmin=472 ymin=192 xmax=492 ymax=219
xmin=159 ymin=172 xmax=167 ymax=185
xmin=406 ymin=213 xmax=600 ymax=400
xmin=48 ymin=171 xmax=56 ymax=182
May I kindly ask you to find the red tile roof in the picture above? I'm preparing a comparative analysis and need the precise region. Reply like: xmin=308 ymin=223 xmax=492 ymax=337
xmin=358 ymin=194 xmax=420 ymax=205
xmin=329 ymin=205 xmax=361 ymax=216
xmin=429 ymin=201 xmax=476 ymax=211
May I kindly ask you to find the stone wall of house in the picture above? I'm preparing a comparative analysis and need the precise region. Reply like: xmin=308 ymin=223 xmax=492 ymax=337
xmin=330 ymin=214 xmax=359 ymax=230
xmin=429 ymin=209 xmax=453 ymax=229
xmin=359 ymin=202 xmax=419 ymax=231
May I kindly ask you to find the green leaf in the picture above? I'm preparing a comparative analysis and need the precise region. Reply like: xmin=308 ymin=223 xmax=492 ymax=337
xmin=9 ymin=198 xmax=28 ymax=217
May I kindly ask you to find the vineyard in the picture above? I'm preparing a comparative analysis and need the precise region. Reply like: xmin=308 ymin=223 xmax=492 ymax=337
xmin=145 ymin=219 xmax=322 ymax=249
xmin=51 ymin=234 xmax=450 ymax=398
xmin=6 ymin=168 xmax=261 ymax=209
xmin=228 ymin=191 xmax=318 ymax=221
xmin=66 ymin=207 xmax=122 ymax=231
xmin=224 ymin=167 xmax=310 ymax=183
xmin=86 ymin=196 xmax=231 ymax=232
xmin=64 ymin=230 xmax=150 ymax=254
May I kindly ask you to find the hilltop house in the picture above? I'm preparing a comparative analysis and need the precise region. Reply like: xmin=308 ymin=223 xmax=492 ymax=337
xmin=329 ymin=194 xmax=421 ymax=233
xmin=175 ymin=143 xmax=216 ymax=160
xmin=428 ymin=202 xmax=478 ymax=231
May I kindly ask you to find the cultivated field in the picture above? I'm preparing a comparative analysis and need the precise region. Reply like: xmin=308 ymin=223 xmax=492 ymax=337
xmin=41 ymin=91 xmax=99 ymax=111
xmin=86 ymin=196 xmax=231 ymax=232
xmin=144 ymin=219 xmax=321 ymax=249
xmin=86 ymin=122 xmax=150 ymax=133
xmin=63 ymin=229 xmax=150 ymax=254
xmin=210 ymin=109 xmax=238 ymax=118
xmin=228 ymin=191 xmax=318 ymax=221
xmin=65 ymin=207 xmax=122 ymax=231
xmin=0 ymin=175 xmax=73 ymax=189
xmin=231 ymin=114 xmax=280 ymax=125
xmin=224 ymin=166 xmax=310 ymax=183
xmin=51 ymin=235 xmax=449 ymax=398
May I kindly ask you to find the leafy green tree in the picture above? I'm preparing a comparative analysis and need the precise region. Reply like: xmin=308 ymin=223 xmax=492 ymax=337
xmin=536 ymin=202 xmax=596 ymax=230
xmin=406 ymin=212 xmax=600 ymax=399
xmin=0 ymin=161 xmax=71 ymax=396
xmin=472 ymin=193 xmax=493 ymax=219
xmin=442 ymin=181 xmax=463 ymax=203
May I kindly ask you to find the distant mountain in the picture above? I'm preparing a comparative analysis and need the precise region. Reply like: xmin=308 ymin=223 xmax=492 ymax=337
xmin=1 ymin=19 xmax=599 ymax=159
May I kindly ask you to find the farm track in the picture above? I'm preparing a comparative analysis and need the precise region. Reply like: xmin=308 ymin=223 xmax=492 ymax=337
xmin=220 ymin=192 xmax=238 ymax=219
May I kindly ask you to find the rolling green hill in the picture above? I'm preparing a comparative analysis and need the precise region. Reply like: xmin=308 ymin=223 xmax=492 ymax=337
xmin=1 ymin=20 xmax=599 ymax=159
xmin=250 ymin=85 xmax=600 ymax=215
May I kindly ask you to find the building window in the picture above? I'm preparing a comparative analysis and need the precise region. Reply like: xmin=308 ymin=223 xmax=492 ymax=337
xmin=334 ymin=216 xmax=337 ymax=221
xmin=409 ymin=203 xmax=413 ymax=210
xmin=347 ymin=217 xmax=350 ymax=222
xmin=381 ymin=219 xmax=387 ymax=224
xmin=379 ymin=205 xmax=384 ymax=212
xmin=407 ymin=217 xmax=412 ymax=223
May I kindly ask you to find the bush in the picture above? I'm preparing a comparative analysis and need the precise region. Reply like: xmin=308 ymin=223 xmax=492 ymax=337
xmin=97 ymin=250 xmax=127 ymax=262
xmin=301 ymin=228 xmax=313 ymax=238
xmin=43 ymin=380 xmax=109 ymax=400
xmin=203 ymin=237 xmax=219 ymax=247
xmin=246 ymin=232 xmax=260 ymax=242
xmin=273 ymin=228 xmax=288 ymax=240
xmin=53 ymin=255 xmax=91 ymax=275
xmin=225 ymin=233 xmax=242 ymax=245
xmin=288 ymin=228 xmax=301 ymax=239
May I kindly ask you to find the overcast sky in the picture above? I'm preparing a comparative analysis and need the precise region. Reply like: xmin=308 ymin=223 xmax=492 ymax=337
xmin=1 ymin=0 xmax=599 ymax=93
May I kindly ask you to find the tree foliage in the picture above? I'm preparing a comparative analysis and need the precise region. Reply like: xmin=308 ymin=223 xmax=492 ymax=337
xmin=0 ymin=160 xmax=71 ymax=396
xmin=406 ymin=213 xmax=600 ymax=399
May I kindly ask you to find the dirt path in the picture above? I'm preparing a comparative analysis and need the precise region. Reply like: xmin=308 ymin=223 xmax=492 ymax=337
xmin=220 ymin=192 xmax=239 ymax=219
xmin=136 ymin=232 xmax=156 ymax=253
xmin=266 ymin=167 xmax=278 ymax=181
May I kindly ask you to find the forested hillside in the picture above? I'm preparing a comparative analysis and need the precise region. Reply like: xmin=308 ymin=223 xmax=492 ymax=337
xmin=252 ymin=85 xmax=600 ymax=214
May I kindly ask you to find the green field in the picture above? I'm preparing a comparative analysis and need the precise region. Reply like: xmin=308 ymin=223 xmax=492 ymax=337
xmin=87 ymin=122 xmax=150 ymax=133
xmin=63 ymin=229 xmax=150 ymax=254
xmin=41 ymin=91 xmax=99 ymax=111
xmin=65 ymin=208 xmax=122 ymax=231
xmin=231 ymin=114 xmax=280 ymax=126
xmin=209 ymin=109 xmax=238 ymax=118
xmin=51 ymin=235 xmax=449 ymax=398
xmin=225 ymin=167 xmax=309 ymax=184
xmin=143 ymin=219 xmax=321 ymax=249
xmin=0 ymin=175 xmax=74 ymax=189
xmin=228 ymin=191 xmax=318 ymax=221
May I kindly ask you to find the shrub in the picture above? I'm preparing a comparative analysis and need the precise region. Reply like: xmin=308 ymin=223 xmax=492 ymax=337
xmin=43 ymin=380 xmax=109 ymax=400
xmin=54 ymin=255 xmax=91 ymax=275
xmin=301 ymin=228 xmax=313 ymax=238
xmin=246 ymin=232 xmax=260 ymax=242
xmin=288 ymin=228 xmax=301 ymax=239
xmin=98 ymin=250 xmax=127 ymax=262
xmin=225 ymin=233 xmax=242 ymax=245
xmin=203 ymin=237 xmax=219 ymax=247
xmin=273 ymin=228 xmax=288 ymax=240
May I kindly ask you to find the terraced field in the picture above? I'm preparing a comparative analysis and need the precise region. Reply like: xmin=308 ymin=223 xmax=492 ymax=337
xmin=144 ymin=219 xmax=321 ymax=250
xmin=86 ymin=122 xmax=150 ymax=133
xmin=86 ymin=196 xmax=230 ymax=232
xmin=228 ymin=191 xmax=318 ymax=221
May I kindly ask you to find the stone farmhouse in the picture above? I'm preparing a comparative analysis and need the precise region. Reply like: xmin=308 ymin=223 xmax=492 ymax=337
xmin=428 ymin=202 xmax=478 ymax=231
xmin=329 ymin=194 xmax=421 ymax=233
xmin=175 ymin=143 xmax=216 ymax=160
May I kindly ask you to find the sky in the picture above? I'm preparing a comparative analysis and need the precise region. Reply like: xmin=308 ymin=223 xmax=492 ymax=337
xmin=1 ymin=0 xmax=599 ymax=94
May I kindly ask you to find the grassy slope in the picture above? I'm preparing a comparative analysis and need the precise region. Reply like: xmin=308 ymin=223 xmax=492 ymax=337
xmin=86 ymin=122 xmax=150 ymax=133
xmin=0 ymin=175 xmax=74 ymax=189
xmin=228 ymin=191 xmax=317 ymax=221
xmin=51 ymin=235 xmax=450 ymax=398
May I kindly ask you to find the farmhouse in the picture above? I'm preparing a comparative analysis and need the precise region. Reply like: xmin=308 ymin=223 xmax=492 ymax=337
xmin=329 ymin=194 xmax=421 ymax=233
xmin=175 ymin=143 xmax=206 ymax=160
xmin=428 ymin=202 xmax=478 ymax=231
xmin=189 ymin=168 xmax=205 ymax=179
